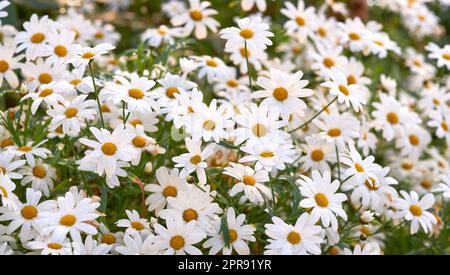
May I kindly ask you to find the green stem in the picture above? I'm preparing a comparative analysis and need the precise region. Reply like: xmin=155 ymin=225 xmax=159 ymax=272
xmin=335 ymin=143 xmax=341 ymax=182
xmin=88 ymin=62 xmax=105 ymax=128
xmin=244 ymin=41 xmax=254 ymax=93
xmin=289 ymin=96 xmax=338 ymax=134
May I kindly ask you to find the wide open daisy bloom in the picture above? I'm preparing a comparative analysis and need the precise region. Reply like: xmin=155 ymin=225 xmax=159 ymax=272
xmin=0 ymin=44 xmax=22 ymax=88
xmin=220 ymin=16 xmax=273 ymax=51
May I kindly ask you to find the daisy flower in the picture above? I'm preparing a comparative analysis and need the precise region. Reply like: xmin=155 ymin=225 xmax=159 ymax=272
xmin=0 ymin=188 xmax=56 ymax=242
xmin=264 ymin=213 xmax=323 ymax=255
xmin=46 ymin=95 xmax=96 ymax=137
xmin=115 ymin=232 xmax=157 ymax=255
xmin=223 ymin=162 xmax=271 ymax=204
xmin=171 ymin=88 xmax=204 ymax=129
xmin=0 ymin=150 xmax=26 ymax=180
xmin=343 ymin=242 xmax=381 ymax=255
xmin=220 ymin=16 xmax=273 ymax=50
xmin=299 ymin=135 xmax=335 ymax=172
xmin=226 ymin=44 xmax=267 ymax=74
xmin=337 ymin=17 xmax=369 ymax=52
xmin=427 ymin=110 xmax=450 ymax=146
xmin=172 ymin=138 xmax=215 ymax=185
xmin=153 ymin=216 xmax=206 ymax=255
xmin=8 ymin=140 xmax=51 ymax=166
xmin=203 ymin=208 xmax=256 ymax=255
xmin=0 ymin=44 xmax=22 ymax=88
xmin=27 ymin=236 xmax=73 ymax=255
xmin=392 ymin=191 xmax=437 ymax=234
xmin=353 ymin=118 xmax=377 ymax=156
xmin=241 ymin=0 xmax=267 ymax=12
xmin=116 ymin=209 xmax=152 ymax=237
xmin=281 ymin=0 xmax=316 ymax=39
xmin=321 ymin=67 xmax=366 ymax=112
xmin=425 ymin=43 xmax=450 ymax=70
xmin=0 ymin=173 xmax=19 ymax=210
xmin=142 ymin=25 xmax=181 ymax=47
xmin=438 ymin=173 xmax=450 ymax=199
xmin=37 ymin=189 xmax=100 ymax=242
xmin=159 ymin=185 xmax=222 ymax=233
xmin=240 ymin=140 xmax=296 ymax=173
xmin=97 ymin=223 xmax=124 ymax=254
xmin=253 ymin=68 xmax=313 ymax=117
xmin=129 ymin=125 xmax=165 ymax=165
xmin=45 ymin=28 xmax=79 ymax=66
xmin=72 ymin=235 xmax=112 ymax=255
xmin=153 ymin=72 xmax=197 ymax=110
xmin=69 ymin=43 xmax=115 ymax=68
xmin=395 ymin=125 xmax=431 ymax=158
xmin=162 ymin=0 xmax=187 ymax=18
xmin=20 ymin=159 xmax=57 ymax=197
xmin=171 ymin=0 xmax=219 ymax=40
xmin=78 ymin=126 xmax=138 ymax=178
xmin=310 ymin=42 xmax=347 ymax=78
xmin=15 ymin=14 xmax=52 ymax=61
xmin=314 ymin=113 xmax=359 ymax=149
xmin=298 ymin=170 xmax=348 ymax=230
xmin=195 ymin=55 xmax=228 ymax=83
xmin=144 ymin=166 xmax=188 ymax=216
xmin=0 ymin=23 xmax=17 ymax=46
xmin=21 ymin=81 xmax=69 ymax=115
xmin=341 ymin=141 xmax=378 ymax=184
xmin=20 ymin=58 xmax=64 ymax=93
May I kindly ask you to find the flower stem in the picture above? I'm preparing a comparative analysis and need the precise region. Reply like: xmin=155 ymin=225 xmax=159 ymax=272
xmin=88 ymin=62 xmax=105 ymax=128
xmin=244 ymin=41 xmax=254 ymax=93
xmin=288 ymin=96 xmax=338 ymax=134
xmin=335 ymin=143 xmax=341 ymax=182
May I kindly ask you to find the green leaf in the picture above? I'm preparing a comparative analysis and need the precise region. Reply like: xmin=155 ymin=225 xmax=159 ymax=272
xmin=220 ymin=210 xmax=230 ymax=247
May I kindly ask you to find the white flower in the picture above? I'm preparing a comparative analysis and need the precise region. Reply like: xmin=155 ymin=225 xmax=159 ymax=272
xmin=73 ymin=235 xmax=112 ymax=255
xmin=299 ymin=135 xmax=335 ymax=173
xmin=0 ymin=150 xmax=26 ymax=180
xmin=45 ymin=29 xmax=79 ymax=66
xmin=426 ymin=42 xmax=450 ymax=70
xmin=281 ymin=0 xmax=316 ymax=39
xmin=203 ymin=208 xmax=255 ymax=255
xmin=264 ymin=213 xmax=323 ymax=255
xmin=115 ymin=232 xmax=157 ymax=255
xmin=8 ymin=140 xmax=51 ymax=166
xmin=220 ymin=16 xmax=273 ymax=50
xmin=69 ymin=43 xmax=115 ymax=68
xmin=27 ymin=236 xmax=73 ymax=255
xmin=343 ymin=242 xmax=381 ymax=255
xmin=0 ymin=173 xmax=19 ymax=210
xmin=438 ymin=173 xmax=450 ymax=199
xmin=0 ymin=44 xmax=22 ymax=88
xmin=392 ymin=191 xmax=437 ymax=235
xmin=116 ymin=209 xmax=152 ymax=237
xmin=15 ymin=14 xmax=52 ymax=61
xmin=240 ymin=140 xmax=296 ymax=173
xmin=241 ymin=0 xmax=267 ymax=12
xmin=20 ymin=159 xmax=57 ymax=197
xmin=298 ymin=170 xmax=347 ymax=230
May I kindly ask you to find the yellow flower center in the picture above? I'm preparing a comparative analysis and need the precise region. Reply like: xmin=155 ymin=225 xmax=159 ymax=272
xmin=1 ymin=138 xmax=14 ymax=148
xmin=0 ymin=60 xmax=9 ymax=73
xmin=443 ymin=53 xmax=450 ymax=61
xmin=0 ymin=186 xmax=8 ymax=198
xmin=441 ymin=121 xmax=449 ymax=132
xmin=260 ymin=151 xmax=274 ymax=158
xmin=32 ymin=165 xmax=47 ymax=178
xmin=101 ymin=233 xmax=116 ymax=245
xmin=311 ymin=149 xmax=324 ymax=162
xmin=386 ymin=112 xmax=399 ymax=124
xmin=240 ymin=47 xmax=250 ymax=57
xmin=60 ymin=214 xmax=77 ymax=226
xmin=130 ymin=119 xmax=142 ymax=127
xmin=163 ymin=186 xmax=178 ymax=197
xmin=54 ymin=45 xmax=68 ymax=57
xmin=132 ymin=136 xmax=147 ymax=148
xmin=349 ymin=32 xmax=360 ymax=40
xmin=355 ymin=163 xmax=365 ymax=172
xmin=31 ymin=32 xmax=45 ymax=43
xmin=182 ymin=208 xmax=198 ymax=222
xmin=295 ymin=16 xmax=306 ymax=26
xmin=82 ymin=52 xmax=95 ymax=59
xmin=239 ymin=28 xmax=254 ymax=39
xmin=338 ymin=85 xmax=350 ymax=96
xmin=364 ymin=177 xmax=379 ymax=191
xmin=47 ymin=243 xmax=62 ymax=250
xmin=18 ymin=146 xmax=32 ymax=152
xmin=206 ymin=59 xmax=218 ymax=67
xmin=95 ymin=31 xmax=104 ymax=39
xmin=101 ymin=142 xmax=117 ymax=156
xmin=190 ymin=155 xmax=202 ymax=164
xmin=64 ymin=108 xmax=78 ymax=118
xmin=228 ymin=229 xmax=238 ymax=243
xmin=273 ymin=87 xmax=288 ymax=101
xmin=287 ymin=231 xmax=301 ymax=245
xmin=227 ymin=79 xmax=239 ymax=87
xmin=131 ymin=221 xmax=145 ymax=231
xmin=252 ymin=123 xmax=267 ymax=137
xmin=189 ymin=10 xmax=203 ymax=21
xmin=408 ymin=134 xmax=420 ymax=146
xmin=421 ymin=179 xmax=432 ymax=189
xmin=323 ymin=57 xmax=335 ymax=68
xmin=347 ymin=75 xmax=357 ymax=85
xmin=315 ymin=193 xmax=329 ymax=207
xmin=327 ymin=128 xmax=341 ymax=137
xmin=401 ymin=161 xmax=413 ymax=170
xmin=21 ymin=205 xmax=38 ymax=220
xmin=203 ymin=120 xmax=216 ymax=131
xmin=165 ymin=87 xmax=180 ymax=98
xmin=409 ymin=204 xmax=422 ymax=216
xmin=318 ymin=27 xmax=327 ymax=37
xmin=128 ymin=88 xmax=145 ymax=99
xmin=39 ymin=73 xmax=53 ymax=84
xmin=170 ymin=235 xmax=185 ymax=250
xmin=39 ymin=88 xmax=53 ymax=97
xmin=101 ymin=104 xmax=111 ymax=113
xmin=242 ymin=175 xmax=256 ymax=186
xmin=70 ymin=79 xmax=82 ymax=85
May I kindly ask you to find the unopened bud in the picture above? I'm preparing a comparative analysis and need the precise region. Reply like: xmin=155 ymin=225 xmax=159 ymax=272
xmin=186 ymin=176 xmax=195 ymax=184
xmin=360 ymin=234 xmax=367 ymax=241
xmin=144 ymin=162 xmax=153 ymax=175
xmin=360 ymin=210 xmax=375 ymax=224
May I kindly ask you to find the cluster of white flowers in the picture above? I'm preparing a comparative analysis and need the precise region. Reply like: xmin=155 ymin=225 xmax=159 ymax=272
xmin=0 ymin=0 xmax=449 ymax=255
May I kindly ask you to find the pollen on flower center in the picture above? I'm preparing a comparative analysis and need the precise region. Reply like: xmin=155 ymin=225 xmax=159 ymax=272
xmin=33 ymin=165 xmax=47 ymax=178
xmin=421 ymin=179 xmax=432 ymax=189
xmin=273 ymin=87 xmax=288 ymax=101
xmin=347 ymin=75 xmax=357 ymax=85
xmin=65 ymin=108 xmax=78 ymax=118
xmin=318 ymin=27 xmax=327 ymax=37
xmin=401 ymin=161 xmax=413 ymax=170
xmin=327 ymin=128 xmax=341 ymax=137
xmin=260 ymin=151 xmax=274 ymax=158
xmin=355 ymin=163 xmax=365 ymax=172
xmin=129 ymin=88 xmax=145 ymax=99
xmin=101 ymin=142 xmax=117 ymax=156
xmin=0 ymin=60 xmax=9 ymax=73
xmin=242 ymin=175 xmax=256 ymax=186
xmin=203 ymin=120 xmax=216 ymax=131
xmin=252 ymin=123 xmax=267 ymax=137
xmin=323 ymin=57 xmax=335 ymax=68
xmin=311 ymin=149 xmax=324 ymax=161
xmin=95 ymin=31 xmax=104 ymax=39
xmin=190 ymin=154 xmax=202 ymax=164
xmin=18 ymin=146 xmax=32 ymax=152
xmin=295 ymin=16 xmax=306 ymax=26
xmin=132 ymin=136 xmax=147 ymax=148
xmin=228 ymin=229 xmax=238 ymax=243
xmin=227 ymin=79 xmax=239 ymax=87
xmin=130 ymin=119 xmax=142 ymax=127
xmin=1 ymin=138 xmax=14 ymax=148
xmin=443 ymin=53 xmax=450 ymax=60
xmin=70 ymin=79 xmax=81 ymax=85
xmin=409 ymin=204 xmax=422 ymax=216
xmin=364 ymin=177 xmax=379 ymax=191
xmin=189 ymin=10 xmax=203 ymax=21
xmin=239 ymin=28 xmax=254 ymax=39
xmin=386 ymin=112 xmax=399 ymax=124
xmin=349 ymin=32 xmax=360 ymax=40
xmin=409 ymin=134 xmax=420 ymax=146
xmin=315 ymin=193 xmax=329 ymax=207
xmin=21 ymin=205 xmax=38 ymax=220
xmin=163 ymin=186 xmax=178 ymax=197
xmin=39 ymin=88 xmax=53 ymax=97
xmin=182 ymin=208 xmax=198 ymax=222
xmin=82 ymin=52 xmax=95 ymax=59
xmin=101 ymin=104 xmax=111 ymax=113
xmin=166 ymin=87 xmax=180 ymax=98
xmin=338 ymin=85 xmax=350 ymax=96
xmin=54 ymin=45 xmax=68 ymax=57
xmin=206 ymin=59 xmax=218 ymax=67
xmin=170 ymin=235 xmax=185 ymax=250
xmin=39 ymin=73 xmax=53 ymax=84
xmin=31 ymin=32 xmax=45 ymax=43
xmin=287 ymin=231 xmax=301 ymax=245
xmin=60 ymin=214 xmax=77 ymax=226
xmin=101 ymin=233 xmax=116 ymax=245
xmin=47 ymin=243 xmax=62 ymax=250
xmin=131 ymin=221 xmax=145 ymax=230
